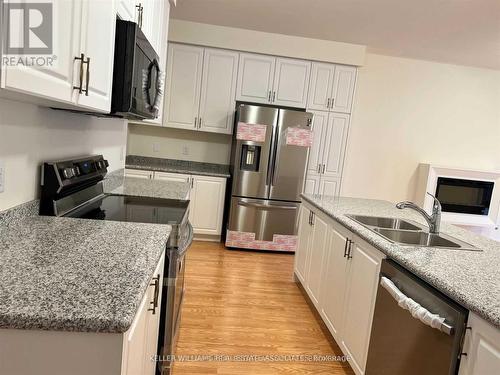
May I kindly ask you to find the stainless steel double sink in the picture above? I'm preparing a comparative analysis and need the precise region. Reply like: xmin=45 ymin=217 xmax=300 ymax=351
xmin=346 ymin=215 xmax=480 ymax=251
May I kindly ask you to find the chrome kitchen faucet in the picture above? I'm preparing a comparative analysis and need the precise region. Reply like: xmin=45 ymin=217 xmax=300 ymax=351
xmin=396 ymin=193 xmax=442 ymax=234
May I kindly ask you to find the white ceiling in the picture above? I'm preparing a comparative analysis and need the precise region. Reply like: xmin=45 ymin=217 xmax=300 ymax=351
xmin=171 ymin=0 xmax=500 ymax=70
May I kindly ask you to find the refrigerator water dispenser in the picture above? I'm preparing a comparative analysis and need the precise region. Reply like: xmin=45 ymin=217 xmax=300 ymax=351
xmin=240 ymin=145 xmax=261 ymax=172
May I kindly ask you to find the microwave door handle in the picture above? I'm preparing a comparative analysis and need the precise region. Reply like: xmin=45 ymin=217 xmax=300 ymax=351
xmin=380 ymin=276 xmax=454 ymax=335
xmin=145 ymin=59 xmax=160 ymax=113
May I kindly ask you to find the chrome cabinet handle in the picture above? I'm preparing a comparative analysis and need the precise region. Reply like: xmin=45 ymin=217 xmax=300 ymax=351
xmin=83 ymin=56 xmax=90 ymax=96
xmin=194 ymin=117 xmax=197 ymax=128
xmin=327 ymin=98 xmax=331 ymax=109
xmin=343 ymin=238 xmax=349 ymax=257
xmin=198 ymin=117 xmax=202 ymax=128
xmin=268 ymin=90 xmax=272 ymax=102
xmin=148 ymin=274 xmax=160 ymax=315
xmin=272 ymin=91 xmax=276 ymax=102
xmin=191 ymin=177 xmax=194 ymax=188
xmin=321 ymin=164 xmax=326 ymax=174
xmin=317 ymin=164 xmax=321 ymax=173
xmin=330 ymin=97 xmax=335 ymax=108
xmin=73 ymin=53 xmax=85 ymax=93
xmin=308 ymin=211 xmax=312 ymax=225
xmin=136 ymin=3 xmax=143 ymax=28
xmin=310 ymin=212 xmax=315 ymax=226
xmin=347 ymin=240 xmax=353 ymax=259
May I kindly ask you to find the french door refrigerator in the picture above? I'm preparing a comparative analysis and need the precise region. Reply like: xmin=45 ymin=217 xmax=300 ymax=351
xmin=226 ymin=104 xmax=313 ymax=252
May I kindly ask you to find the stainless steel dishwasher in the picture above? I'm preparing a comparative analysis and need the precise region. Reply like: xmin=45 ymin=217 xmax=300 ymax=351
xmin=365 ymin=259 xmax=468 ymax=375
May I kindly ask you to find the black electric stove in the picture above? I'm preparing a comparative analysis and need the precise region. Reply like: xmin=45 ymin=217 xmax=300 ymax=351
xmin=39 ymin=155 xmax=192 ymax=375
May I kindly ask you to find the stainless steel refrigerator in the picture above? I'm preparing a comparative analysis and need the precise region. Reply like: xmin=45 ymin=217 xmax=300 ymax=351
xmin=226 ymin=104 xmax=313 ymax=252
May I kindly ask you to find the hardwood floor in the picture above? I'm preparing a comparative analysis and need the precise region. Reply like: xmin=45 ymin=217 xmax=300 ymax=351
xmin=171 ymin=241 xmax=354 ymax=375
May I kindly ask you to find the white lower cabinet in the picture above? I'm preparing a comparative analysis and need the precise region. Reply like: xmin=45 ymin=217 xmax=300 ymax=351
xmin=189 ymin=175 xmax=226 ymax=235
xmin=294 ymin=201 xmax=385 ymax=375
xmin=122 ymin=252 xmax=165 ymax=375
xmin=125 ymin=169 xmax=154 ymax=179
xmin=0 ymin=253 xmax=165 ymax=375
xmin=458 ymin=313 xmax=500 ymax=375
xmin=123 ymin=169 xmax=227 ymax=236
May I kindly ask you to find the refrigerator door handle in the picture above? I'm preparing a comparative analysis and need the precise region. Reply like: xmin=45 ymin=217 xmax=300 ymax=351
xmin=270 ymin=124 xmax=282 ymax=186
xmin=237 ymin=201 xmax=296 ymax=210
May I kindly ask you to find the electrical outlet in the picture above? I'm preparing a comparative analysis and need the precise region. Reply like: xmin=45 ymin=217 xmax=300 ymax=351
xmin=182 ymin=146 xmax=189 ymax=156
xmin=153 ymin=142 xmax=160 ymax=153
xmin=0 ymin=161 xmax=5 ymax=193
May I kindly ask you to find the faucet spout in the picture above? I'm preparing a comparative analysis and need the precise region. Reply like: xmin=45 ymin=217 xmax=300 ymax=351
xmin=395 ymin=194 xmax=442 ymax=234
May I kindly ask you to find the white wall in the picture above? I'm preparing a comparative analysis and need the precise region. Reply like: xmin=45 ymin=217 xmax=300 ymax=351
xmin=0 ymin=98 xmax=127 ymax=211
xmin=127 ymin=124 xmax=232 ymax=165
xmin=169 ymin=20 xmax=366 ymax=66
xmin=342 ymin=53 xmax=500 ymax=202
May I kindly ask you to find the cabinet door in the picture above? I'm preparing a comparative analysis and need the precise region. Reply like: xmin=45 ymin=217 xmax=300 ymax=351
xmin=139 ymin=0 xmax=155 ymax=48
xmin=164 ymin=44 xmax=204 ymax=130
xmin=319 ymin=177 xmax=340 ymax=197
xmin=1 ymin=1 xmax=81 ymax=104
xmin=272 ymin=57 xmax=310 ymax=108
xmin=331 ymin=65 xmax=356 ymax=113
xmin=321 ymin=227 xmax=349 ymax=340
xmin=117 ymin=0 xmax=136 ymax=21
xmin=306 ymin=111 xmax=328 ymax=178
xmin=189 ymin=176 xmax=226 ymax=235
xmin=122 ymin=252 xmax=165 ymax=375
xmin=307 ymin=62 xmax=335 ymax=111
xmin=303 ymin=174 xmax=320 ymax=195
xmin=145 ymin=0 xmax=165 ymax=56
xmin=322 ymin=113 xmax=350 ymax=178
xmin=125 ymin=169 xmax=153 ymax=179
xmin=76 ymin=0 xmax=117 ymax=112
xmin=143 ymin=253 xmax=165 ymax=375
xmin=294 ymin=206 xmax=312 ymax=283
xmin=459 ymin=313 xmax=500 ymax=375
xmin=305 ymin=213 xmax=328 ymax=307
xmin=198 ymin=48 xmax=239 ymax=134
xmin=341 ymin=243 xmax=382 ymax=375
xmin=236 ymin=53 xmax=275 ymax=104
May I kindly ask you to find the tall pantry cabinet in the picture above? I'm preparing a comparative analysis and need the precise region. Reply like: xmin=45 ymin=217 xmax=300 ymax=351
xmin=304 ymin=63 xmax=356 ymax=197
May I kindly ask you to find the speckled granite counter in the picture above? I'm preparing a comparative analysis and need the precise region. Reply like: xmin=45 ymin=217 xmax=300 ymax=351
xmin=0 ymin=201 xmax=170 ymax=333
xmin=301 ymin=194 xmax=500 ymax=328
xmin=104 ymin=168 xmax=190 ymax=200
xmin=126 ymin=155 xmax=230 ymax=178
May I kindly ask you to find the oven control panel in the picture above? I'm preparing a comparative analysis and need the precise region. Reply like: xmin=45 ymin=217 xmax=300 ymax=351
xmin=56 ymin=157 xmax=109 ymax=182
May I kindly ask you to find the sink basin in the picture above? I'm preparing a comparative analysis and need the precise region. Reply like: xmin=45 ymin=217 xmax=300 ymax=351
xmin=373 ymin=228 xmax=480 ymax=251
xmin=347 ymin=215 xmax=423 ymax=231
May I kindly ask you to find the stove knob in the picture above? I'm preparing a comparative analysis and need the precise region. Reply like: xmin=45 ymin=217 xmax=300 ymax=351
xmin=62 ymin=167 xmax=75 ymax=179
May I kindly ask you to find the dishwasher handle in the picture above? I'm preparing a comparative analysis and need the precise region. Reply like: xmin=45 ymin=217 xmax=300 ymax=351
xmin=380 ymin=276 xmax=454 ymax=336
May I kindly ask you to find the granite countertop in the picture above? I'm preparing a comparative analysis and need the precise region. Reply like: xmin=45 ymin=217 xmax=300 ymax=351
xmin=126 ymin=155 xmax=231 ymax=178
xmin=0 ymin=202 xmax=170 ymax=333
xmin=104 ymin=169 xmax=190 ymax=200
xmin=301 ymin=194 xmax=500 ymax=328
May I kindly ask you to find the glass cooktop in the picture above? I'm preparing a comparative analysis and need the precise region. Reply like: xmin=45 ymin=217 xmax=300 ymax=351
xmin=65 ymin=194 xmax=189 ymax=225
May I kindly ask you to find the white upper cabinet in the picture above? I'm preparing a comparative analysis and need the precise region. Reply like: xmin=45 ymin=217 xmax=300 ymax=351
xmin=140 ymin=0 xmax=165 ymax=58
xmin=322 ymin=113 xmax=350 ymax=178
xmin=307 ymin=63 xmax=336 ymax=111
xmin=75 ymin=0 xmax=117 ymax=112
xmin=1 ymin=1 xmax=81 ymax=104
xmin=117 ymin=0 xmax=136 ymax=21
xmin=165 ymin=44 xmax=239 ymax=134
xmin=331 ymin=65 xmax=357 ymax=113
xmin=236 ymin=53 xmax=311 ymax=108
xmin=272 ymin=57 xmax=311 ymax=108
xmin=165 ymin=44 xmax=204 ymax=130
xmin=198 ymin=48 xmax=239 ymax=134
xmin=236 ymin=53 xmax=276 ymax=105
xmin=308 ymin=62 xmax=356 ymax=113
xmin=1 ymin=0 xmax=116 ymax=113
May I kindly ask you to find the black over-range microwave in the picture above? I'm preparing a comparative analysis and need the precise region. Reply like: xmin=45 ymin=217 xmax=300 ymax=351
xmin=111 ymin=19 xmax=162 ymax=120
